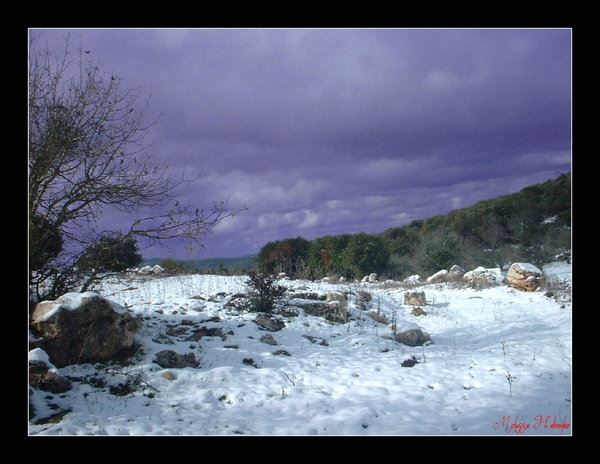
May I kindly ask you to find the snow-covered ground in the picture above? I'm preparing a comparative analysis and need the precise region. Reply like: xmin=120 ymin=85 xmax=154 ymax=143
xmin=29 ymin=262 xmax=572 ymax=436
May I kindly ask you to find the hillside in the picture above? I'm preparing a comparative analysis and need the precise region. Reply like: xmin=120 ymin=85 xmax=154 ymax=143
xmin=256 ymin=173 xmax=571 ymax=280
xmin=143 ymin=255 xmax=257 ymax=273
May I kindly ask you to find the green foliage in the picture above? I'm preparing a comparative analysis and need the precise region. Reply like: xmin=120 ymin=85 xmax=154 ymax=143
xmin=257 ymin=237 xmax=310 ymax=276
xmin=160 ymin=257 xmax=190 ymax=274
xmin=245 ymin=271 xmax=286 ymax=313
xmin=78 ymin=235 xmax=142 ymax=273
xmin=339 ymin=233 xmax=390 ymax=277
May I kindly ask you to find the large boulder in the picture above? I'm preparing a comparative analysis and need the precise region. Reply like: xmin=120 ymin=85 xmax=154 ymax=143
xmin=507 ymin=263 xmax=544 ymax=292
xmin=394 ymin=328 xmax=431 ymax=347
xmin=426 ymin=269 xmax=450 ymax=284
xmin=151 ymin=264 xmax=164 ymax=274
xmin=30 ymin=292 xmax=141 ymax=368
xmin=404 ymin=290 xmax=427 ymax=306
xmin=294 ymin=301 xmax=348 ymax=324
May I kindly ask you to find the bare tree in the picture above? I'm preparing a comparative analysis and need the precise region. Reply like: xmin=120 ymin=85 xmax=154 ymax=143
xmin=29 ymin=36 xmax=244 ymax=300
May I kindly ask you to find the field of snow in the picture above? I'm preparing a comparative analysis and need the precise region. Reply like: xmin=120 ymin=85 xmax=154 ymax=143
xmin=29 ymin=263 xmax=572 ymax=436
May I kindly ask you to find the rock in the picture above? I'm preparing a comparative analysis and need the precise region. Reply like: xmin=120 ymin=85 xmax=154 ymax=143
xmin=326 ymin=292 xmax=347 ymax=309
xmin=367 ymin=311 xmax=389 ymax=324
xmin=29 ymin=360 xmax=72 ymax=393
xmin=154 ymin=350 xmax=199 ymax=369
xmin=427 ymin=269 xmax=450 ymax=284
xmin=302 ymin=335 xmax=329 ymax=346
xmin=411 ymin=307 xmax=428 ymax=316
xmin=185 ymin=326 xmax=226 ymax=342
xmin=356 ymin=291 xmax=372 ymax=302
xmin=30 ymin=292 xmax=141 ymax=368
xmin=339 ymin=277 xmax=346 ymax=283
xmin=507 ymin=263 xmax=544 ymax=292
xmin=277 ymin=307 xmax=299 ymax=318
xmin=138 ymin=265 xmax=153 ymax=275
xmin=243 ymin=358 xmax=259 ymax=367
xmin=361 ymin=275 xmax=370 ymax=283
xmin=277 ymin=272 xmax=287 ymax=279
xmin=288 ymin=292 xmax=319 ymax=300
xmin=394 ymin=328 xmax=431 ymax=347
xmin=355 ymin=298 xmax=368 ymax=311
xmin=295 ymin=301 xmax=348 ymax=324
xmin=463 ymin=266 xmax=504 ymax=288
xmin=385 ymin=279 xmax=395 ymax=285
xmin=401 ymin=356 xmax=419 ymax=367
xmin=403 ymin=275 xmax=422 ymax=285
xmin=161 ymin=371 xmax=176 ymax=381
xmin=181 ymin=319 xmax=194 ymax=326
xmin=368 ymin=273 xmax=378 ymax=283
xmin=260 ymin=334 xmax=278 ymax=346
xmin=272 ymin=350 xmax=291 ymax=357
xmin=404 ymin=290 xmax=427 ymax=306
xmin=448 ymin=265 xmax=466 ymax=281
xmin=165 ymin=326 xmax=189 ymax=336
xmin=254 ymin=314 xmax=286 ymax=332
xmin=151 ymin=264 xmax=164 ymax=274
xmin=321 ymin=277 xmax=332 ymax=282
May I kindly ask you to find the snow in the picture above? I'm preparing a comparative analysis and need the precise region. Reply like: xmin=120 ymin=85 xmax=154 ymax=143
xmin=29 ymin=348 xmax=55 ymax=368
xmin=404 ymin=275 xmax=422 ymax=284
xmin=38 ymin=292 xmax=126 ymax=321
xmin=511 ymin=263 xmax=543 ymax=275
xmin=29 ymin=265 xmax=572 ymax=436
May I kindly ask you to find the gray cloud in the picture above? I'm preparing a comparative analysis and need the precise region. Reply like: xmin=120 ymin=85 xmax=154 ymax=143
xmin=32 ymin=28 xmax=571 ymax=259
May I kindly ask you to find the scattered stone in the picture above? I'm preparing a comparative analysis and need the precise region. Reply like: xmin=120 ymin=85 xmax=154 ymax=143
xmin=507 ymin=263 xmax=544 ymax=292
xmin=295 ymin=301 xmax=348 ymax=324
xmin=152 ymin=333 xmax=175 ymax=345
xmin=357 ymin=290 xmax=373 ymax=301
xmin=449 ymin=265 xmax=466 ymax=281
xmin=242 ymin=358 xmax=258 ymax=367
xmin=463 ymin=267 xmax=504 ymax=288
xmin=277 ymin=272 xmax=287 ymax=279
xmin=403 ymin=275 xmax=422 ymax=285
xmin=361 ymin=275 xmax=370 ymax=283
xmin=394 ymin=328 xmax=431 ymax=347
xmin=30 ymin=292 xmax=141 ymax=367
xmin=367 ymin=311 xmax=388 ymax=324
xmin=109 ymin=382 xmax=136 ymax=396
xmin=181 ymin=319 xmax=194 ymax=325
xmin=427 ymin=269 xmax=450 ymax=284
xmin=339 ymin=277 xmax=346 ymax=283
xmin=29 ymin=361 xmax=72 ymax=393
xmin=272 ymin=350 xmax=291 ymax=356
xmin=288 ymin=292 xmax=319 ymax=300
xmin=404 ymin=290 xmax=427 ymax=306
xmin=302 ymin=335 xmax=329 ymax=346
xmin=368 ymin=273 xmax=378 ymax=283
xmin=326 ymin=292 xmax=347 ymax=308
xmin=162 ymin=371 xmax=176 ymax=381
xmin=204 ymin=316 xmax=222 ymax=323
xmin=277 ymin=307 xmax=299 ymax=318
xmin=165 ymin=326 xmax=189 ymax=336
xmin=260 ymin=334 xmax=278 ymax=346
xmin=189 ymin=295 xmax=206 ymax=300
xmin=186 ymin=326 xmax=227 ymax=342
xmin=401 ymin=356 xmax=419 ymax=367
xmin=254 ymin=314 xmax=286 ymax=332
xmin=154 ymin=350 xmax=200 ymax=369
xmin=355 ymin=298 xmax=368 ymax=311
xmin=151 ymin=264 xmax=164 ymax=274
xmin=411 ymin=307 xmax=428 ymax=317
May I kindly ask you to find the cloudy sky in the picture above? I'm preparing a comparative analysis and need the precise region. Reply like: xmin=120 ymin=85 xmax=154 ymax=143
xmin=32 ymin=28 xmax=571 ymax=260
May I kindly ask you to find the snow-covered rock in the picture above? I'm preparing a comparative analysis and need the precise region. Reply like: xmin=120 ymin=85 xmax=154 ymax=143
xmin=449 ymin=265 xmax=466 ymax=280
xmin=151 ymin=264 xmax=164 ymax=274
xmin=463 ymin=266 xmax=504 ymax=288
xmin=404 ymin=290 xmax=427 ymax=306
xmin=326 ymin=292 xmax=348 ymax=310
xmin=339 ymin=276 xmax=346 ymax=283
xmin=403 ymin=274 xmax=422 ymax=285
xmin=394 ymin=328 xmax=431 ymax=347
xmin=277 ymin=272 xmax=287 ymax=279
xmin=29 ymin=348 xmax=72 ymax=393
xmin=426 ymin=269 xmax=449 ymax=284
xmin=368 ymin=273 xmax=378 ymax=283
xmin=138 ymin=265 xmax=152 ymax=275
xmin=30 ymin=292 xmax=141 ymax=367
xmin=507 ymin=263 xmax=544 ymax=292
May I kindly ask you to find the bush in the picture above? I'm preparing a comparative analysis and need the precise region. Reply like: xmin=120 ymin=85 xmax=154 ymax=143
xmin=29 ymin=214 xmax=63 ymax=272
xmin=78 ymin=234 xmax=142 ymax=273
xmin=339 ymin=233 xmax=390 ymax=278
xmin=245 ymin=271 xmax=286 ymax=313
xmin=257 ymin=237 xmax=310 ymax=277
xmin=160 ymin=257 xmax=189 ymax=274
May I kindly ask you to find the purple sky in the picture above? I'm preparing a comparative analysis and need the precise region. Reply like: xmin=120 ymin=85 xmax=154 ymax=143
xmin=32 ymin=29 xmax=571 ymax=259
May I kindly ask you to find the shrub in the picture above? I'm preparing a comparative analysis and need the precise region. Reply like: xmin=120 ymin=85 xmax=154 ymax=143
xmin=77 ymin=234 xmax=142 ymax=273
xmin=245 ymin=271 xmax=286 ymax=313
xmin=257 ymin=237 xmax=310 ymax=277
xmin=160 ymin=257 xmax=189 ymax=274
xmin=29 ymin=214 xmax=63 ymax=272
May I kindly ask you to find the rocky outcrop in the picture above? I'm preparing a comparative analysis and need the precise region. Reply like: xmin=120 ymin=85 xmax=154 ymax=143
xmin=404 ymin=290 xmax=427 ymax=306
xmin=507 ymin=263 xmax=544 ymax=292
xmin=394 ymin=328 xmax=431 ymax=347
xmin=30 ymin=292 xmax=141 ymax=367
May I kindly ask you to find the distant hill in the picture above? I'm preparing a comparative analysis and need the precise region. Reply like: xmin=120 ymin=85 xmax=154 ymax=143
xmin=143 ymin=254 xmax=257 ymax=272
xmin=255 ymin=173 xmax=571 ymax=279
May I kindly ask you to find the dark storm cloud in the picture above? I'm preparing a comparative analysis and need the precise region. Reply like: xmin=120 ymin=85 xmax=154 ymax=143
xmin=32 ymin=28 xmax=571 ymax=259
